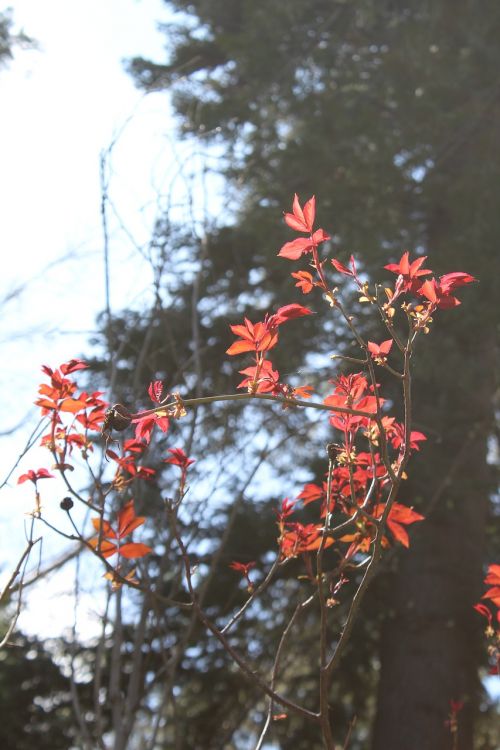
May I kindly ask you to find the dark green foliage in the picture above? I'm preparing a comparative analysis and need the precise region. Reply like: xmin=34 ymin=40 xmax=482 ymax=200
xmin=0 ymin=630 xmax=80 ymax=749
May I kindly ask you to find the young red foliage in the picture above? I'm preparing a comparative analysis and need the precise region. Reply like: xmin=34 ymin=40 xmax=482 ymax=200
xmin=132 ymin=412 xmax=170 ymax=444
xmin=279 ymin=522 xmax=334 ymax=559
xmin=373 ymin=502 xmax=425 ymax=548
xmin=148 ymin=380 xmax=165 ymax=403
xmin=418 ymin=273 xmax=477 ymax=309
xmin=279 ymin=194 xmax=330 ymax=260
xmin=226 ymin=304 xmax=312 ymax=356
xmin=164 ymin=448 xmax=196 ymax=470
xmin=17 ymin=468 xmax=54 ymax=484
xmin=291 ymin=270 xmax=314 ymax=294
xmin=384 ymin=251 xmax=432 ymax=296
xmin=483 ymin=564 xmax=500 ymax=608
xmin=91 ymin=500 xmax=152 ymax=560
xmin=367 ymin=339 xmax=393 ymax=363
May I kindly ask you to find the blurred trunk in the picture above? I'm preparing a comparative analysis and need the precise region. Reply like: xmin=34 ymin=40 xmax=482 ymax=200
xmin=372 ymin=176 xmax=495 ymax=748
xmin=372 ymin=423 xmax=490 ymax=749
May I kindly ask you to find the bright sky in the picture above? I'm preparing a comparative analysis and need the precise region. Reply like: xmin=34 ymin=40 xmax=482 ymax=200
xmin=0 ymin=0 xmax=224 ymax=638
xmin=1 ymin=0 xmax=170 ymax=375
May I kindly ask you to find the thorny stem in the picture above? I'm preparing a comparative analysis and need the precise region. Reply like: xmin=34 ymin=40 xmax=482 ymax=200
xmin=222 ymin=557 xmax=282 ymax=635
xmin=0 ymin=524 xmax=41 ymax=649
xmin=324 ymin=340 xmax=413 ymax=681
xmin=317 ymin=452 xmax=336 ymax=748
xmin=131 ymin=392 xmax=376 ymax=421
xmin=255 ymin=593 xmax=315 ymax=750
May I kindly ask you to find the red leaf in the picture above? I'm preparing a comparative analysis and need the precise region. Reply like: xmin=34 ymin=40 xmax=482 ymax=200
xmin=91 ymin=517 xmax=117 ymax=539
xmin=283 ymin=194 xmax=315 ymax=233
xmin=164 ymin=448 xmax=196 ymax=469
xmin=272 ymin=304 xmax=313 ymax=324
xmin=297 ymin=482 xmax=325 ymax=506
xmin=302 ymin=195 xmax=316 ymax=231
xmin=226 ymin=339 xmax=258 ymax=355
xmin=474 ymin=603 xmax=492 ymax=625
xmin=17 ymin=468 xmax=54 ymax=484
xmin=291 ymin=270 xmax=314 ymax=294
xmin=484 ymin=564 xmax=500 ymax=586
xmin=118 ymin=542 xmax=152 ymax=559
xmin=148 ymin=380 xmax=164 ymax=403
xmin=278 ymin=237 xmax=314 ymax=260
xmin=89 ymin=537 xmax=118 ymax=558
xmin=229 ymin=561 xmax=256 ymax=575
xmin=367 ymin=339 xmax=393 ymax=359
xmin=60 ymin=359 xmax=88 ymax=375
xmin=331 ymin=258 xmax=354 ymax=276
xmin=117 ymin=500 xmax=145 ymax=539
xmin=59 ymin=397 xmax=89 ymax=414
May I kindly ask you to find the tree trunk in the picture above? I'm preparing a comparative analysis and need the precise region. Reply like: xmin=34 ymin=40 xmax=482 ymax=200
xmin=372 ymin=184 xmax=496 ymax=748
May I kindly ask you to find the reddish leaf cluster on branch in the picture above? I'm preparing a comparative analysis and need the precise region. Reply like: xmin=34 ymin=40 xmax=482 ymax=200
xmin=475 ymin=565 xmax=500 ymax=676
xmin=16 ymin=193 xmax=493 ymax=742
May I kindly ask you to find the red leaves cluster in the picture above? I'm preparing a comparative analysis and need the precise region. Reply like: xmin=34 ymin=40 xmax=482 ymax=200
xmin=106 ymin=439 xmax=156 ymax=484
xmin=20 ymin=193 xmax=478 ymax=620
xmin=475 ymin=565 xmax=500 ymax=676
xmin=279 ymin=195 xmax=330 ymax=261
xmin=475 ymin=565 xmax=500 ymax=625
xmin=36 ymin=361 xmax=107 ymax=431
xmin=279 ymin=522 xmax=334 ymax=559
xmin=483 ymin=565 xmax=500 ymax=610
xmin=226 ymin=304 xmax=312 ymax=357
xmin=324 ymin=372 xmax=379 ymax=436
xmin=124 ymin=379 xmax=171 ymax=444
xmin=384 ymin=251 xmax=476 ymax=309
xmin=27 ymin=360 xmax=109 ymax=480
xmin=91 ymin=500 xmax=152 ymax=560
xmin=227 ymin=303 xmax=313 ymax=398
xmin=276 ymin=498 xmax=334 ymax=560
xmin=36 ymin=360 xmax=108 ymax=434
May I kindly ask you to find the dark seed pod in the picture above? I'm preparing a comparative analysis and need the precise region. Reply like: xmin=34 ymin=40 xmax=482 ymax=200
xmin=104 ymin=404 xmax=132 ymax=432
xmin=60 ymin=497 xmax=74 ymax=511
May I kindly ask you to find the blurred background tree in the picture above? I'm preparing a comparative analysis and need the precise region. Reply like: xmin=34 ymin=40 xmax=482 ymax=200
xmin=0 ymin=7 xmax=32 ymax=65
xmin=119 ymin=1 xmax=499 ymax=747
